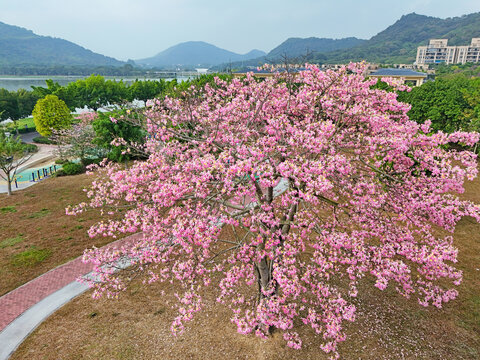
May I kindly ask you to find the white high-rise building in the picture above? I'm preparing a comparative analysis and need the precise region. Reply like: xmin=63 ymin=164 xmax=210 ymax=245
xmin=416 ymin=38 xmax=480 ymax=65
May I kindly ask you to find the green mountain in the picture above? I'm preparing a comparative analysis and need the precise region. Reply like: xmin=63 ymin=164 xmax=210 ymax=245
xmin=267 ymin=37 xmax=365 ymax=59
xmin=212 ymin=37 xmax=366 ymax=70
xmin=313 ymin=12 xmax=480 ymax=64
xmin=0 ymin=21 xmax=123 ymax=66
xmin=136 ymin=41 xmax=266 ymax=68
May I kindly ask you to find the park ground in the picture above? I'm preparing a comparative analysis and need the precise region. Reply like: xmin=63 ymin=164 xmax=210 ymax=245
xmin=0 ymin=173 xmax=115 ymax=296
xmin=0 ymin=171 xmax=479 ymax=359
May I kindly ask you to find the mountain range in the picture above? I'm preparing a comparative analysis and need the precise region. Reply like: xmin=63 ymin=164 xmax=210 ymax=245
xmin=0 ymin=21 xmax=123 ymax=67
xmin=308 ymin=12 xmax=480 ymax=64
xmin=266 ymin=37 xmax=366 ymax=60
xmin=1 ymin=11 xmax=480 ymax=71
xmin=221 ymin=12 xmax=480 ymax=69
xmin=136 ymin=41 xmax=266 ymax=67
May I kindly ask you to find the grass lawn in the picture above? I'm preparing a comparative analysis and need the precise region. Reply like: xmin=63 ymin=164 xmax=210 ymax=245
xmin=9 ymin=171 xmax=480 ymax=359
xmin=0 ymin=173 xmax=116 ymax=296
xmin=5 ymin=117 xmax=35 ymax=132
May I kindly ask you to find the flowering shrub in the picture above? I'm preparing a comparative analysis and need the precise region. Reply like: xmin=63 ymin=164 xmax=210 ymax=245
xmin=69 ymin=64 xmax=480 ymax=358
xmin=51 ymin=111 xmax=99 ymax=161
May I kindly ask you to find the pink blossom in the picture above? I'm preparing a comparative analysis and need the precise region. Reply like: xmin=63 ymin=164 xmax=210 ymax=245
xmin=70 ymin=64 xmax=480 ymax=357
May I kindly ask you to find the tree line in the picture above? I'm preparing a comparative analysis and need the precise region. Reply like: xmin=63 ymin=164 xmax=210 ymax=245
xmin=0 ymin=74 xmax=232 ymax=126
xmin=0 ymin=64 xmax=147 ymax=76
xmin=397 ymin=75 xmax=480 ymax=135
xmin=370 ymin=74 xmax=480 ymax=138
xmin=0 ymin=75 xmax=167 ymax=122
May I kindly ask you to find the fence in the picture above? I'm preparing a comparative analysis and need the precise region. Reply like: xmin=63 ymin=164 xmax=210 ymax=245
xmin=12 ymin=164 xmax=59 ymax=189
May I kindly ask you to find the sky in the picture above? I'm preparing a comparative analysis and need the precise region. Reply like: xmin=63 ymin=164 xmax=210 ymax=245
xmin=0 ymin=0 xmax=479 ymax=61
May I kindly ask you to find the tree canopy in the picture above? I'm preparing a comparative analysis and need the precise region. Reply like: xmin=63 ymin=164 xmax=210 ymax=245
xmin=398 ymin=75 xmax=477 ymax=133
xmin=92 ymin=110 xmax=146 ymax=162
xmin=70 ymin=65 xmax=480 ymax=357
xmin=32 ymin=94 xmax=72 ymax=136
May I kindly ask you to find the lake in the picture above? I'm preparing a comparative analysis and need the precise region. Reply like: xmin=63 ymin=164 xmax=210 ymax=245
xmin=0 ymin=76 xmax=193 ymax=92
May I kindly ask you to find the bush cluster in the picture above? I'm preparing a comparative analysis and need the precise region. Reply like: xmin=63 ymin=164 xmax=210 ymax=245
xmin=58 ymin=162 xmax=85 ymax=176
xmin=32 ymin=136 xmax=55 ymax=145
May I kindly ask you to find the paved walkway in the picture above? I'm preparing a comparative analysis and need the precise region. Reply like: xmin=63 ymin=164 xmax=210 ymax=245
xmin=0 ymin=141 xmax=57 ymax=194
xmin=0 ymin=233 xmax=142 ymax=360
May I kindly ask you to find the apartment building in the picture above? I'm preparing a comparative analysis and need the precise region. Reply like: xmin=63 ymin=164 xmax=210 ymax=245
xmin=416 ymin=38 xmax=480 ymax=65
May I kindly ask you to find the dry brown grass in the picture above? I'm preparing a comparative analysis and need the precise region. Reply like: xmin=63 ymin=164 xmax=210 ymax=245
xmin=8 ymin=174 xmax=480 ymax=359
xmin=0 ymin=174 xmax=115 ymax=296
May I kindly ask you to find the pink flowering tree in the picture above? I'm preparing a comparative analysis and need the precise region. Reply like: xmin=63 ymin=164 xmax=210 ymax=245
xmin=69 ymin=64 xmax=480 ymax=357
xmin=52 ymin=112 xmax=99 ymax=161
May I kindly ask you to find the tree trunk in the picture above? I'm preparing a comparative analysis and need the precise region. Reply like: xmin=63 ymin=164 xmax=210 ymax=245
xmin=254 ymin=184 xmax=298 ymax=334
xmin=256 ymin=257 xmax=273 ymax=300
xmin=6 ymin=172 xmax=12 ymax=196
xmin=255 ymin=256 xmax=275 ymax=334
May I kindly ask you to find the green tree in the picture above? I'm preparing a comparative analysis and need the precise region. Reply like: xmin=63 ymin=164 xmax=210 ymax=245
xmin=162 ymin=74 xmax=232 ymax=99
xmin=32 ymin=79 xmax=78 ymax=111
xmin=128 ymin=79 xmax=165 ymax=104
xmin=0 ymin=89 xmax=19 ymax=121
xmin=105 ymin=79 xmax=130 ymax=106
xmin=31 ymin=79 xmax=63 ymax=99
xmin=0 ymin=132 xmax=37 ymax=195
xmin=92 ymin=111 xmax=146 ymax=162
xmin=69 ymin=75 xmax=129 ymax=111
xmin=462 ymin=77 xmax=480 ymax=134
xmin=68 ymin=75 xmax=107 ymax=111
xmin=398 ymin=76 xmax=472 ymax=132
xmin=0 ymin=89 xmax=40 ymax=134
xmin=32 ymin=95 xmax=73 ymax=137
xmin=16 ymin=89 xmax=39 ymax=119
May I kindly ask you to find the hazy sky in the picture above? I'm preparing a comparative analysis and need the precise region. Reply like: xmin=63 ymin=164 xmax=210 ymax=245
xmin=0 ymin=0 xmax=479 ymax=61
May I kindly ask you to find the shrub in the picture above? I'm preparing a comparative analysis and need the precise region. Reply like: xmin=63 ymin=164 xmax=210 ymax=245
xmin=33 ymin=136 xmax=54 ymax=145
xmin=61 ymin=162 xmax=85 ymax=176
xmin=23 ymin=143 xmax=38 ymax=153
xmin=17 ymin=125 xmax=36 ymax=134
xmin=32 ymin=95 xmax=73 ymax=136
xmin=80 ymin=157 xmax=101 ymax=167
xmin=92 ymin=111 xmax=146 ymax=163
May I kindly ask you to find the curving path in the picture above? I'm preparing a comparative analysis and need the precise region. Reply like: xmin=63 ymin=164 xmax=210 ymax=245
xmin=0 ymin=233 xmax=142 ymax=360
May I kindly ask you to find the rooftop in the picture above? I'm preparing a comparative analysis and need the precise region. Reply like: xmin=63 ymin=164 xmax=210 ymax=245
xmin=370 ymin=68 xmax=427 ymax=77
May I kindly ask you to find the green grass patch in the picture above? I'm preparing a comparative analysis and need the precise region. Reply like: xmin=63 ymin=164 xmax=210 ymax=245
xmin=6 ymin=117 xmax=36 ymax=133
xmin=0 ymin=235 xmax=24 ymax=249
xmin=27 ymin=208 xmax=50 ymax=218
xmin=12 ymin=117 xmax=34 ymax=128
xmin=11 ymin=247 xmax=51 ymax=267
xmin=0 ymin=206 xmax=17 ymax=213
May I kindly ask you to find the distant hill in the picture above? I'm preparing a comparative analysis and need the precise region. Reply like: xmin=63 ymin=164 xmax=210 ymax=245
xmin=312 ymin=12 xmax=480 ymax=63
xmin=212 ymin=37 xmax=366 ymax=70
xmin=0 ymin=21 xmax=123 ymax=67
xmin=136 ymin=41 xmax=267 ymax=68
xmin=267 ymin=37 xmax=365 ymax=59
